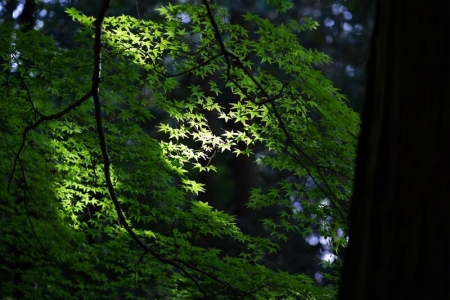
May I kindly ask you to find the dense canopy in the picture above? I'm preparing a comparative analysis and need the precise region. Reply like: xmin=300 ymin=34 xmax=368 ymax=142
xmin=0 ymin=0 xmax=360 ymax=298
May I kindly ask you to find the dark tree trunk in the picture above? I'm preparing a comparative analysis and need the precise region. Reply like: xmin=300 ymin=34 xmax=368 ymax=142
xmin=339 ymin=1 xmax=450 ymax=299
xmin=19 ymin=0 xmax=36 ymax=31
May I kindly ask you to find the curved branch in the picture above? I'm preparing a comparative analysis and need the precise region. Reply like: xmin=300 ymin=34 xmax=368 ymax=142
xmin=8 ymin=90 xmax=93 ymax=192
xmin=201 ymin=0 xmax=350 ymax=220
xmin=91 ymin=1 xmax=245 ymax=298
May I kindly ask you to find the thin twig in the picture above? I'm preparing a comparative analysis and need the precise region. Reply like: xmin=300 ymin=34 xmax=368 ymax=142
xmin=8 ymin=90 xmax=93 ymax=192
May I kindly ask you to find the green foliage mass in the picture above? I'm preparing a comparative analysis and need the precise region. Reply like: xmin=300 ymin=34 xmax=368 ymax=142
xmin=0 ymin=2 xmax=358 ymax=299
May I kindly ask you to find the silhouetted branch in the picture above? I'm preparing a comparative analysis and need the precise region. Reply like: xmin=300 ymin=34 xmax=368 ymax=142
xmin=200 ymin=0 xmax=350 ymax=220
xmin=91 ymin=1 xmax=246 ymax=298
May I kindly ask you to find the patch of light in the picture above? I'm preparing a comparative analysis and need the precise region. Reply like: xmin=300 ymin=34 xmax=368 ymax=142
xmin=11 ymin=61 xmax=18 ymax=72
xmin=325 ymin=35 xmax=333 ymax=43
xmin=320 ymin=218 xmax=332 ymax=232
xmin=305 ymin=234 xmax=319 ymax=246
xmin=331 ymin=4 xmax=340 ymax=16
xmin=354 ymin=24 xmax=363 ymax=35
xmin=12 ymin=2 xmax=25 ymax=19
xmin=305 ymin=176 xmax=316 ymax=190
xmin=319 ymin=198 xmax=330 ymax=208
xmin=343 ymin=11 xmax=353 ymax=21
xmin=34 ymin=20 xmax=44 ymax=30
xmin=291 ymin=200 xmax=302 ymax=213
xmin=337 ymin=228 xmax=344 ymax=238
xmin=10 ymin=51 xmax=20 ymax=72
xmin=176 ymin=12 xmax=191 ymax=24
xmin=314 ymin=272 xmax=324 ymax=283
xmin=343 ymin=22 xmax=353 ymax=32
xmin=321 ymin=251 xmax=337 ymax=263
xmin=39 ymin=9 xmax=48 ymax=18
xmin=57 ymin=0 xmax=71 ymax=3
xmin=324 ymin=17 xmax=335 ymax=27
xmin=345 ymin=65 xmax=355 ymax=77
xmin=319 ymin=236 xmax=331 ymax=246
xmin=255 ymin=153 xmax=265 ymax=159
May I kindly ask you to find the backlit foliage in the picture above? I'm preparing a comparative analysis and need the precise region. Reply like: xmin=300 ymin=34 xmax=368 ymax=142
xmin=0 ymin=2 xmax=358 ymax=299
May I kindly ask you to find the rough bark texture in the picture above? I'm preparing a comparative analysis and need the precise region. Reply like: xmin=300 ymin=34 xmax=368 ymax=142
xmin=339 ymin=1 xmax=450 ymax=299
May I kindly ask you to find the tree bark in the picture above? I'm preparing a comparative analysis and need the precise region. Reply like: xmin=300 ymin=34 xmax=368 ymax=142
xmin=339 ymin=1 xmax=450 ymax=299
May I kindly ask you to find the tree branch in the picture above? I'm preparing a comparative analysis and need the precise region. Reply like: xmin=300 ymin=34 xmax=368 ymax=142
xmin=200 ymin=0 xmax=350 ymax=221
xmin=91 ymin=1 xmax=244 ymax=298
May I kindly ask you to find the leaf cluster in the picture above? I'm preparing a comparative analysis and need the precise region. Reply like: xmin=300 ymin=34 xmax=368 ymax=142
xmin=0 ymin=2 xmax=358 ymax=299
